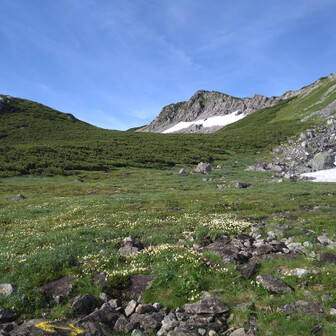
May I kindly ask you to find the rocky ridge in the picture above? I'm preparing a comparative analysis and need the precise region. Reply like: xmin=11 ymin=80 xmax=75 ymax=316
xmin=249 ymin=115 xmax=336 ymax=177
xmin=137 ymin=73 xmax=336 ymax=134
xmin=138 ymin=91 xmax=286 ymax=134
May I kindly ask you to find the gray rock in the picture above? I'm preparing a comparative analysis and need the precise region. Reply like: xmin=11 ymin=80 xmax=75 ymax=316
xmin=310 ymin=152 xmax=335 ymax=171
xmin=230 ymin=328 xmax=247 ymax=336
xmin=317 ymin=235 xmax=335 ymax=247
xmin=277 ymin=300 xmax=324 ymax=315
xmin=234 ymin=182 xmax=251 ymax=189
xmin=125 ymin=300 xmax=138 ymax=317
xmin=11 ymin=194 xmax=25 ymax=201
xmin=99 ymin=292 xmax=111 ymax=303
xmin=0 ymin=284 xmax=15 ymax=296
xmin=194 ymin=162 xmax=212 ymax=174
xmin=124 ymin=274 xmax=155 ymax=300
xmin=0 ymin=307 xmax=14 ymax=323
xmin=135 ymin=303 xmax=156 ymax=314
xmin=39 ymin=276 xmax=75 ymax=303
xmin=330 ymin=308 xmax=336 ymax=315
xmin=108 ymin=298 xmax=122 ymax=308
xmin=157 ymin=312 xmax=179 ymax=335
xmin=184 ymin=298 xmax=229 ymax=315
xmin=239 ymin=261 xmax=260 ymax=279
xmin=72 ymin=294 xmax=99 ymax=315
xmin=293 ymin=268 xmax=313 ymax=278
xmin=178 ymin=168 xmax=187 ymax=175
xmin=140 ymin=312 xmax=163 ymax=332
xmin=256 ymin=274 xmax=294 ymax=294
xmin=319 ymin=252 xmax=336 ymax=265
xmin=93 ymin=272 xmax=107 ymax=286
xmin=132 ymin=329 xmax=146 ymax=336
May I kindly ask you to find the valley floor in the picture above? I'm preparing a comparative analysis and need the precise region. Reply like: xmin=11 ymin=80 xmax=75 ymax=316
xmin=0 ymin=158 xmax=336 ymax=335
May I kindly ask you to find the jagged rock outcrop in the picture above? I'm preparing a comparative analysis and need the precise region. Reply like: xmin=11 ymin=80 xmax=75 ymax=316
xmin=138 ymin=91 xmax=284 ymax=134
xmin=249 ymin=116 xmax=336 ymax=177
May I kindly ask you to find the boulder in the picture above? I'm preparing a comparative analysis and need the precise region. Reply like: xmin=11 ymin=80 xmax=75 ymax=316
xmin=0 ymin=284 xmax=15 ymax=296
xmin=125 ymin=300 xmax=138 ymax=317
xmin=239 ymin=261 xmax=260 ymax=279
xmin=277 ymin=300 xmax=324 ymax=315
xmin=234 ymin=182 xmax=251 ymax=189
xmin=123 ymin=274 xmax=155 ymax=300
xmin=310 ymin=152 xmax=335 ymax=171
xmin=194 ymin=162 xmax=212 ymax=174
xmin=39 ymin=276 xmax=75 ymax=303
xmin=11 ymin=194 xmax=25 ymax=201
xmin=178 ymin=168 xmax=187 ymax=175
xmin=0 ymin=307 xmax=14 ymax=323
xmin=184 ymin=298 xmax=229 ymax=315
xmin=256 ymin=274 xmax=294 ymax=294
xmin=319 ymin=252 xmax=336 ymax=265
xmin=72 ymin=294 xmax=99 ymax=315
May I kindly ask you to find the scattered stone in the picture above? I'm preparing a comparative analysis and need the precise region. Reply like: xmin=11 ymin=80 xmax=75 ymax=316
xmin=74 ymin=179 xmax=83 ymax=183
xmin=277 ymin=300 xmax=324 ymax=315
xmin=119 ymin=236 xmax=144 ymax=255
xmin=311 ymin=323 xmax=324 ymax=336
xmin=39 ymin=276 xmax=75 ymax=303
xmin=230 ymin=328 xmax=247 ymax=336
xmin=132 ymin=329 xmax=146 ymax=336
xmin=234 ymin=182 xmax=251 ymax=189
xmin=135 ymin=303 xmax=156 ymax=314
xmin=0 ymin=284 xmax=15 ymax=296
xmin=11 ymin=194 xmax=25 ymax=201
xmin=72 ymin=294 xmax=99 ymax=315
xmin=124 ymin=274 xmax=155 ymax=300
xmin=125 ymin=300 xmax=138 ymax=317
xmin=319 ymin=252 xmax=336 ymax=265
xmin=0 ymin=307 xmax=14 ymax=323
xmin=310 ymin=152 xmax=335 ymax=171
xmin=153 ymin=302 xmax=163 ymax=311
xmin=108 ymin=298 xmax=122 ymax=309
xmin=330 ymin=308 xmax=336 ymax=315
xmin=292 ymin=268 xmax=313 ymax=278
xmin=194 ymin=162 xmax=212 ymax=174
xmin=239 ymin=261 xmax=260 ymax=279
xmin=178 ymin=168 xmax=187 ymax=175
xmin=184 ymin=298 xmax=229 ymax=315
xmin=256 ymin=274 xmax=294 ymax=294
xmin=93 ymin=272 xmax=107 ymax=286
xmin=317 ymin=235 xmax=336 ymax=248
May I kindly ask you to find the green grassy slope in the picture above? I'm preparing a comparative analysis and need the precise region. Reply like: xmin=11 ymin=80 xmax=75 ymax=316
xmin=0 ymin=97 xmax=225 ymax=176
xmin=1 ymin=73 xmax=335 ymax=176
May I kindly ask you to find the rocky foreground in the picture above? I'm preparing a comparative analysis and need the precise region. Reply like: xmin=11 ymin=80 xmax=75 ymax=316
xmin=1 ymin=223 xmax=336 ymax=336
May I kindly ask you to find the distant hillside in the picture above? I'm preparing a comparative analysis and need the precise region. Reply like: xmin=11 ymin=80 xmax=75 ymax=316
xmin=0 ymin=96 xmax=222 ymax=176
xmin=138 ymin=73 xmax=336 ymax=134
xmin=1 ymin=72 xmax=335 ymax=177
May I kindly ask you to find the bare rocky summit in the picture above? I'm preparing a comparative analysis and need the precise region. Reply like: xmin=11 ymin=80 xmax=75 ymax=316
xmin=138 ymin=91 xmax=284 ymax=134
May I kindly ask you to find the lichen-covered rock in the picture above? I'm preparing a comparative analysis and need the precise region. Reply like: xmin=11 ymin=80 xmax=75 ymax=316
xmin=256 ymin=274 xmax=294 ymax=294
xmin=194 ymin=162 xmax=212 ymax=174
xmin=0 ymin=284 xmax=15 ymax=296
xmin=277 ymin=300 xmax=324 ymax=315
xmin=184 ymin=298 xmax=229 ymax=315
xmin=72 ymin=294 xmax=99 ymax=315
xmin=39 ymin=276 xmax=75 ymax=303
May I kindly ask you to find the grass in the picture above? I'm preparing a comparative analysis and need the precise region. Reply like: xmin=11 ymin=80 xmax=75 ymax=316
xmin=1 ymin=163 xmax=336 ymax=334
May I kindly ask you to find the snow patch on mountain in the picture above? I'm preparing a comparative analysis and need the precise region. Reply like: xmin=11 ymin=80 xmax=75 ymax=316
xmin=162 ymin=112 xmax=245 ymax=134
xmin=301 ymin=168 xmax=336 ymax=182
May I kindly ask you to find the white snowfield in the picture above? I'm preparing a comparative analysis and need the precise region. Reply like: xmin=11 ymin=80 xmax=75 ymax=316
xmin=301 ymin=167 xmax=336 ymax=182
xmin=162 ymin=113 xmax=245 ymax=134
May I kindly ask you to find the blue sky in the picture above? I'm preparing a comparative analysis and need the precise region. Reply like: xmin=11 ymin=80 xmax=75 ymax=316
xmin=0 ymin=0 xmax=335 ymax=130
